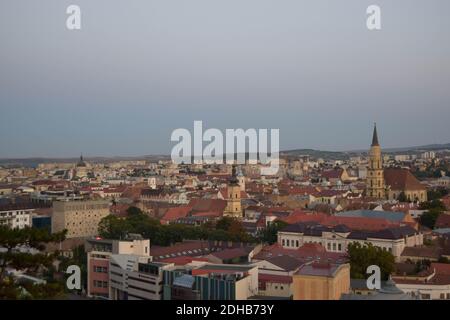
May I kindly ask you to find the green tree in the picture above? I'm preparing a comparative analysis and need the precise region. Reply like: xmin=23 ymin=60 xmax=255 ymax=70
xmin=347 ymin=242 xmax=395 ymax=281
xmin=427 ymin=189 xmax=449 ymax=201
xmin=258 ymin=220 xmax=288 ymax=244
xmin=215 ymin=217 xmax=235 ymax=231
xmin=97 ymin=215 xmax=130 ymax=239
xmin=126 ymin=206 xmax=144 ymax=216
xmin=419 ymin=209 xmax=442 ymax=229
xmin=97 ymin=211 xmax=257 ymax=246
xmin=420 ymin=200 xmax=446 ymax=211
xmin=397 ymin=192 xmax=408 ymax=202
xmin=0 ymin=226 xmax=67 ymax=299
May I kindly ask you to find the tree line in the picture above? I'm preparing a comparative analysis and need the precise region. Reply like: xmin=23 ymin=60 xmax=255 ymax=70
xmin=98 ymin=207 xmax=257 ymax=245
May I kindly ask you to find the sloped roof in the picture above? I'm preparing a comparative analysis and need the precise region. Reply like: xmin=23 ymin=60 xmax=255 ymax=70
xmin=266 ymin=255 xmax=304 ymax=271
xmin=161 ymin=206 xmax=192 ymax=223
xmin=384 ymin=168 xmax=426 ymax=191
xmin=435 ymin=213 xmax=450 ymax=229
xmin=335 ymin=210 xmax=406 ymax=222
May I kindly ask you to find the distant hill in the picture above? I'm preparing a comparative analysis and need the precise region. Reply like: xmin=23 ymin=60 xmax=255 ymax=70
xmin=282 ymin=143 xmax=450 ymax=160
xmin=281 ymin=149 xmax=351 ymax=160
xmin=0 ymin=155 xmax=170 ymax=168
xmin=1 ymin=143 xmax=448 ymax=167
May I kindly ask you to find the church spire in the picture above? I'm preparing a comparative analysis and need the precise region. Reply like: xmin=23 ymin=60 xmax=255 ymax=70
xmin=371 ymin=123 xmax=379 ymax=146
xmin=229 ymin=164 xmax=239 ymax=185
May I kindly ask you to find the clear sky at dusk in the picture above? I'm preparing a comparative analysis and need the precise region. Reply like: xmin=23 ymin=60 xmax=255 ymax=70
xmin=0 ymin=0 xmax=449 ymax=158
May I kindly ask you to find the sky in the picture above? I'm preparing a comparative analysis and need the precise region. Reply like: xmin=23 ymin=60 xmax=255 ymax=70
xmin=0 ymin=0 xmax=449 ymax=158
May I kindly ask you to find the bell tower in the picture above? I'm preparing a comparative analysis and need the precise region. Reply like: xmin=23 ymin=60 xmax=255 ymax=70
xmin=223 ymin=165 xmax=243 ymax=218
xmin=366 ymin=123 xmax=385 ymax=199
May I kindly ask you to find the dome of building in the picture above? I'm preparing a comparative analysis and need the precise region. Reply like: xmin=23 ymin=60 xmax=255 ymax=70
xmin=76 ymin=154 xmax=87 ymax=167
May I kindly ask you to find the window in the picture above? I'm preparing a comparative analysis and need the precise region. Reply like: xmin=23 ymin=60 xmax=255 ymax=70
xmin=94 ymin=266 xmax=107 ymax=273
xmin=296 ymin=240 xmax=299 ymax=247
xmin=338 ymin=244 xmax=342 ymax=251
xmin=327 ymin=243 xmax=331 ymax=250
xmin=332 ymin=243 xmax=336 ymax=251
xmin=282 ymin=239 xmax=285 ymax=246
xmin=93 ymin=280 xmax=108 ymax=288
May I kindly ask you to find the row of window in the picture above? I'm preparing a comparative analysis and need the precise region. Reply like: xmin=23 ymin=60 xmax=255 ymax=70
xmin=93 ymin=266 xmax=108 ymax=273
xmin=93 ymin=280 xmax=108 ymax=288
xmin=282 ymin=238 xmax=392 ymax=253
xmin=411 ymin=292 xmax=450 ymax=300
xmin=282 ymin=239 xmax=299 ymax=248
xmin=0 ymin=211 xmax=30 ymax=216
xmin=327 ymin=242 xmax=343 ymax=252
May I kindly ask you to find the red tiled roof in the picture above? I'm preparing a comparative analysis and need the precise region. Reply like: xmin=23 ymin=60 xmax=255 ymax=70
xmin=219 ymin=188 xmax=248 ymax=199
xmin=189 ymin=198 xmax=227 ymax=214
xmin=432 ymin=263 xmax=450 ymax=275
xmin=278 ymin=211 xmax=402 ymax=231
xmin=384 ymin=168 xmax=426 ymax=191
xmin=159 ymin=256 xmax=209 ymax=265
xmin=258 ymin=273 xmax=292 ymax=284
xmin=253 ymin=243 xmax=346 ymax=262
xmin=321 ymin=169 xmax=343 ymax=180
xmin=435 ymin=213 xmax=450 ymax=229
xmin=210 ymin=247 xmax=250 ymax=260
xmin=161 ymin=206 xmax=192 ymax=224
xmin=279 ymin=212 xmax=327 ymax=225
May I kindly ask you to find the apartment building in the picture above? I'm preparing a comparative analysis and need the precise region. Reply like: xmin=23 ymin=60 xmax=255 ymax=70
xmin=292 ymin=263 xmax=350 ymax=300
xmin=52 ymin=199 xmax=110 ymax=238
xmin=85 ymin=237 xmax=150 ymax=298
xmin=0 ymin=204 xmax=34 ymax=229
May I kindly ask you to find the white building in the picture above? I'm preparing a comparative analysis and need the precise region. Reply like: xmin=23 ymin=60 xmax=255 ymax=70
xmin=0 ymin=206 xmax=33 ymax=229
xmin=277 ymin=222 xmax=422 ymax=260
xmin=394 ymin=263 xmax=450 ymax=300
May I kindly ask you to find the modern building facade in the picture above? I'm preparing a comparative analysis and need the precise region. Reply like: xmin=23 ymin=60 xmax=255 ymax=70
xmin=162 ymin=263 xmax=258 ymax=300
xmin=85 ymin=237 xmax=151 ymax=298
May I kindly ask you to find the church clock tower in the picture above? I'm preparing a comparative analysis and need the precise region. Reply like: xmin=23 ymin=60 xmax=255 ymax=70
xmin=367 ymin=123 xmax=385 ymax=199
xmin=223 ymin=165 xmax=243 ymax=218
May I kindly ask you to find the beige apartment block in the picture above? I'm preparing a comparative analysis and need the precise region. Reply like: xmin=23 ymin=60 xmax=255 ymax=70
xmin=292 ymin=263 xmax=350 ymax=300
xmin=52 ymin=199 xmax=110 ymax=238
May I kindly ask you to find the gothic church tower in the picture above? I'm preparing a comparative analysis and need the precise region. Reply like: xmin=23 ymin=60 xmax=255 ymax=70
xmin=367 ymin=124 xmax=385 ymax=199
